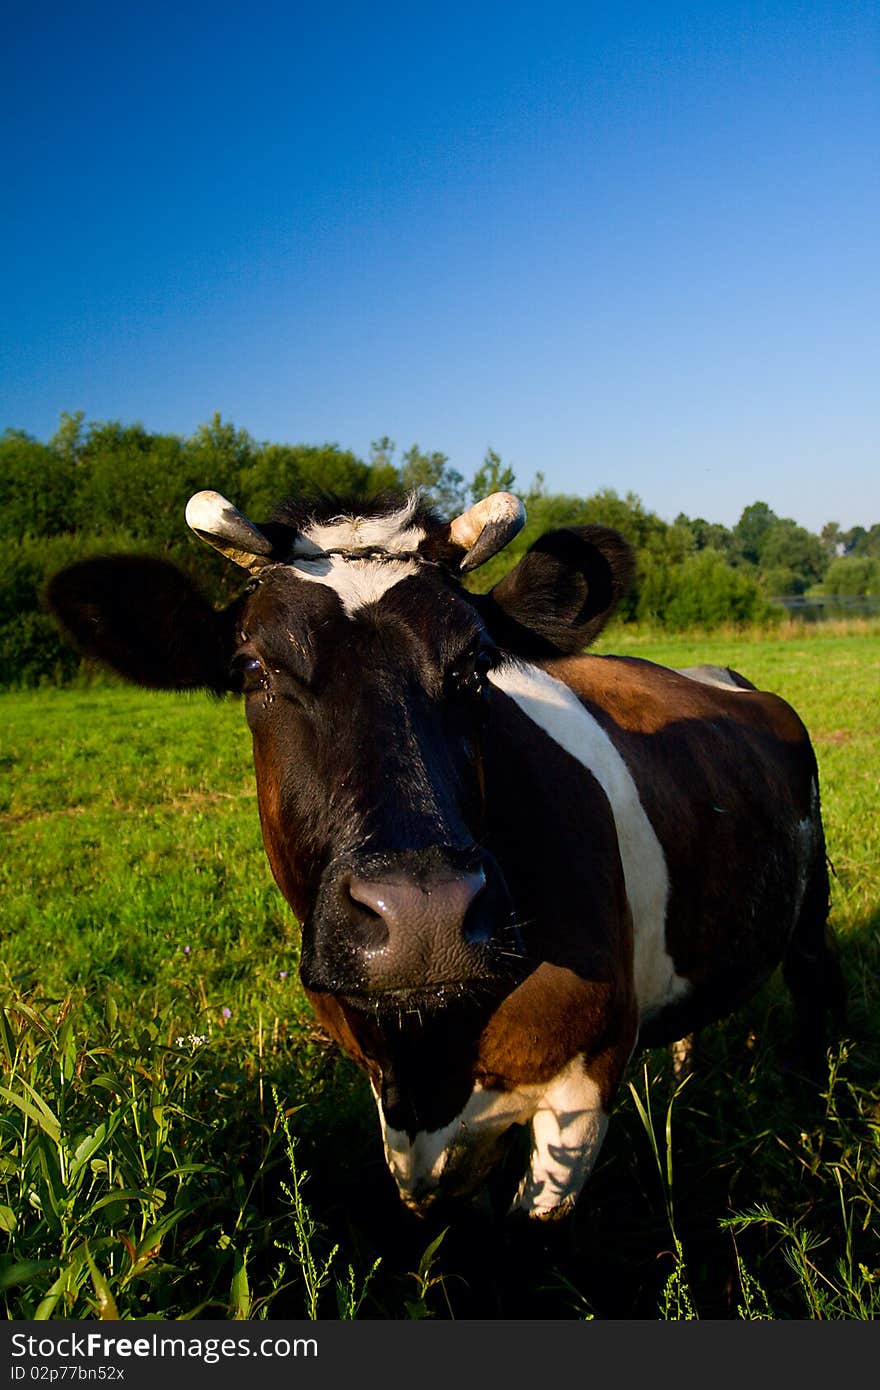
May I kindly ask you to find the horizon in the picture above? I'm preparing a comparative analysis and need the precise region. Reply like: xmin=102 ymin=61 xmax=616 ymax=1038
xmin=3 ymin=2 xmax=878 ymax=536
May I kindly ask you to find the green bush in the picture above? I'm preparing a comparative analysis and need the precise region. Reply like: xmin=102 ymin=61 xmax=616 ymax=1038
xmin=0 ymin=430 xmax=76 ymax=541
xmin=637 ymin=549 xmax=773 ymax=630
xmin=761 ymin=565 xmax=804 ymax=597
xmin=822 ymin=555 xmax=880 ymax=596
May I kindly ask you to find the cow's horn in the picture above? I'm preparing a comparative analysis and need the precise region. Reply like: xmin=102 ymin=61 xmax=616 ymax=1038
xmin=448 ymin=492 xmax=526 ymax=573
xmin=185 ymin=490 xmax=275 ymax=571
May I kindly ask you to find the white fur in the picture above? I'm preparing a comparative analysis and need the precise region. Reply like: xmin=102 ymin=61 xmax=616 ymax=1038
xmin=287 ymin=499 xmax=427 ymax=616
xmin=512 ymin=1061 xmax=608 ymax=1219
xmin=675 ymin=664 xmax=749 ymax=691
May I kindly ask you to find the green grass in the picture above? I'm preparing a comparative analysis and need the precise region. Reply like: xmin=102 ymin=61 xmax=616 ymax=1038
xmin=1 ymin=627 xmax=878 ymax=1319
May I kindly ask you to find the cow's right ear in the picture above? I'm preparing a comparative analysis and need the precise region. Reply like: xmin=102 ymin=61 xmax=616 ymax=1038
xmin=45 ymin=556 xmax=234 ymax=691
xmin=477 ymin=525 xmax=635 ymax=657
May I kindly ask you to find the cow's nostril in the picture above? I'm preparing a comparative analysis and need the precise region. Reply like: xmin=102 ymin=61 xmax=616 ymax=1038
xmin=344 ymin=877 xmax=391 ymax=953
xmin=459 ymin=869 xmax=490 ymax=944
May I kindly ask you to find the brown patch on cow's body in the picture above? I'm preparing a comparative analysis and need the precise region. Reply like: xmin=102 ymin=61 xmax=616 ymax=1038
xmin=476 ymin=962 xmax=638 ymax=1111
xmin=553 ymin=652 xmax=810 ymax=744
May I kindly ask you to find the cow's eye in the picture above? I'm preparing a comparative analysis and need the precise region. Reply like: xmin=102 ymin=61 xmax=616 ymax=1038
xmin=447 ymin=649 xmax=493 ymax=700
xmin=231 ymin=653 xmax=268 ymax=694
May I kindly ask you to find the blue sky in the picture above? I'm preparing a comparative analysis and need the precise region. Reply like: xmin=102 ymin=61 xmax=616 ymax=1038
xmin=2 ymin=1 xmax=878 ymax=533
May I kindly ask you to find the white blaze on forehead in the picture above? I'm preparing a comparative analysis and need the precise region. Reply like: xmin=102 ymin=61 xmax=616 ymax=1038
xmin=290 ymin=552 xmax=422 ymax=615
xmin=286 ymin=498 xmax=428 ymax=616
xmin=488 ymin=659 xmax=688 ymax=1019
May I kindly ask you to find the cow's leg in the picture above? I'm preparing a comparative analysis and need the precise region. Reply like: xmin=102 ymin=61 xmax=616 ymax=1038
xmin=510 ymin=1053 xmax=613 ymax=1220
xmin=670 ymin=1032 xmax=699 ymax=1078
xmin=782 ymin=857 xmax=846 ymax=1081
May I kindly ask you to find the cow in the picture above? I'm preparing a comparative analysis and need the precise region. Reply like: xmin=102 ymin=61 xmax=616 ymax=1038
xmin=46 ymin=488 xmax=845 ymax=1221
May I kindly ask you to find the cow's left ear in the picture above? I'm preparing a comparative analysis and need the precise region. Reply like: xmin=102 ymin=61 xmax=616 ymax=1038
xmin=45 ymin=555 xmax=235 ymax=690
xmin=476 ymin=525 xmax=635 ymax=657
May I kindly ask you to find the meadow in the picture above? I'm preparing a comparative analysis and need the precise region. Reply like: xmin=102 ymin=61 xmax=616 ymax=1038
xmin=1 ymin=622 xmax=878 ymax=1320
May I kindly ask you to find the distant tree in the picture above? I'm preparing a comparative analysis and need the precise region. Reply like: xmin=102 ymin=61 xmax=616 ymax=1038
xmin=842 ymin=524 xmax=867 ymax=555
xmin=185 ymin=413 xmax=256 ymax=498
xmin=759 ymin=520 xmax=825 ymax=593
xmin=580 ymin=488 xmax=667 ymax=551
xmin=675 ymin=512 xmax=734 ymax=555
xmin=70 ymin=420 xmax=193 ymax=544
xmin=7 ymin=411 xmax=874 ymax=683
xmin=240 ymin=442 xmax=394 ymax=518
xmin=842 ymin=523 xmax=880 ymax=559
xmin=820 ymin=521 xmax=844 ymax=562
xmin=733 ymin=501 xmax=779 ymax=565
xmin=50 ymin=410 xmax=86 ymax=465
xmin=298 ymin=443 xmax=399 ymax=501
xmin=761 ymin=565 xmax=802 ymax=597
xmin=525 ymin=470 xmax=546 ymax=504
xmin=0 ymin=429 xmax=74 ymax=539
xmin=469 ymin=448 xmax=516 ymax=502
xmin=237 ymin=442 xmax=306 ymax=516
xmin=656 ymin=520 xmax=696 ymax=566
xmin=369 ymin=436 xmax=397 ymax=472
xmin=823 ymin=555 xmax=880 ymax=595
xmin=399 ymin=444 xmax=467 ymax=514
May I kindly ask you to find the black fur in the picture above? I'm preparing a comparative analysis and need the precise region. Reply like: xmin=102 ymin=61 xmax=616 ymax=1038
xmin=478 ymin=525 xmax=635 ymax=658
xmin=45 ymin=555 xmax=233 ymax=691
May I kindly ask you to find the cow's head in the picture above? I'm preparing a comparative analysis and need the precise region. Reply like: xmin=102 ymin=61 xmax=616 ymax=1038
xmin=47 ymin=488 xmax=633 ymax=1208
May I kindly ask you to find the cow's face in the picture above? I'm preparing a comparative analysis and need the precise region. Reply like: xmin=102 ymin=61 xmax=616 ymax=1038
xmin=230 ymin=556 xmax=520 ymax=1015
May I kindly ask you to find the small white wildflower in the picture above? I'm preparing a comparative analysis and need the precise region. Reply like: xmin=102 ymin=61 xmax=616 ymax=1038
xmin=176 ymin=1033 xmax=208 ymax=1051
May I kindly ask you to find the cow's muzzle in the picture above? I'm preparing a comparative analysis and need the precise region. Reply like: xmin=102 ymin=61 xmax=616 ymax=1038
xmin=300 ymin=847 xmax=521 ymax=1005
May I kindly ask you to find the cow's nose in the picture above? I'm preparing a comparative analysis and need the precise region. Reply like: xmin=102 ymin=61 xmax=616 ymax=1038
xmin=348 ymin=869 xmax=487 ymax=946
xmin=342 ymin=868 xmax=488 ymax=986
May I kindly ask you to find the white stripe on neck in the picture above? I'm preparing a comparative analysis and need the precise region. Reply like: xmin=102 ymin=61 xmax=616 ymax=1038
xmin=488 ymin=659 xmax=688 ymax=1018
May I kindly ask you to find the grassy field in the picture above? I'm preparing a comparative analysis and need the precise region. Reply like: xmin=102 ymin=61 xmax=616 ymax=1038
xmin=1 ymin=623 xmax=878 ymax=1319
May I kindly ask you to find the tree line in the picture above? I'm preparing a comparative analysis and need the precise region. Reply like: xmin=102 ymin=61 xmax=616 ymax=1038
xmin=1 ymin=411 xmax=878 ymax=687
